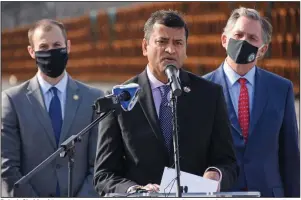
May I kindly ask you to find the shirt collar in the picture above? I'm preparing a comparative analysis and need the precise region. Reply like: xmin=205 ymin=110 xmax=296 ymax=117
xmin=37 ymin=71 xmax=68 ymax=95
xmin=223 ymin=60 xmax=256 ymax=86
xmin=146 ymin=65 xmax=180 ymax=90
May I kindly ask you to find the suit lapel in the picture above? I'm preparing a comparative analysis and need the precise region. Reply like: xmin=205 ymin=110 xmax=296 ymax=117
xmin=59 ymin=77 xmax=81 ymax=144
xmin=172 ymin=70 xmax=193 ymax=163
xmin=213 ymin=65 xmax=242 ymax=136
xmin=26 ymin=76 xmax=57 ymax=149
xmin=177 ymin=70 xmax=191 ymax=118
xmin=137 ymin=70 xmax=169 ymax=156
xmin=177 ymin=70 xmax=192 ymax=126
xmin=248 ymin=68 xmax=268 ymax=137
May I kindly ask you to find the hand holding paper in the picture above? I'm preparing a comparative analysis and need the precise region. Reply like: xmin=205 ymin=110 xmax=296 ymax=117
xmin=203 ymin=170 xmax=221 ymax=192
xmin=142 ymin=183 xmax=160 ymax=192
xmin=159 ymin=167 xmax=219 ymax=193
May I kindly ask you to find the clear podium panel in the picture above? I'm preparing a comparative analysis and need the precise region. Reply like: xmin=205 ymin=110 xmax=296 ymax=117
xmin=105 ymin=191 xmax=260 ymax=197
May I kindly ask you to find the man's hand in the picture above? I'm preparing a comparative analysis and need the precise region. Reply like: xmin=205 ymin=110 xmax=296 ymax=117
xmin=203 ymin=171 xmax=220 ymax=181
xmin=141 ymin=183 xmax=160 ymax=192
xmin=203 ymin=171 xmax=221 ymax=192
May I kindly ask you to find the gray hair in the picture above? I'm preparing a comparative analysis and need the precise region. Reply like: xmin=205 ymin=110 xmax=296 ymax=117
xmin=223 ymin=7 xmax=273 ymax=44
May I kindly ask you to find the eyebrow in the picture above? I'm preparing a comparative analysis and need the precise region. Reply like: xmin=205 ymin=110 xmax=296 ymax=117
xmin=53 ymin=41 xmax=63 ymax=45
xmin=157 ymin=37 xmax=184 ymax=41
xmin=235 ymin=30 xmax=259 ymax=38
xmin=157 ymin=37 xmax=169 ymax=40
xmin=39 ymin=41 xmax=62 ymax=46
xmin=39 ymin=43 xmax=48 ymax=47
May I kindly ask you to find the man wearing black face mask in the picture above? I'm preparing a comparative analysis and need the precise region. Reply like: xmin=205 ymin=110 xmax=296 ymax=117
xmin=204 ymin=7 xmax=300 ymax=197
xmin=35 ymin=47 xmax=69 ymax=78
xmin=1 ymin=19 xmax=104 ymax=197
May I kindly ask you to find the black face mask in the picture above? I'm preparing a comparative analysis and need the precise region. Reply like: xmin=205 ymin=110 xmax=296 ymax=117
xmin=35 ymin=48 xmax=68 ymax=78
xmin=226 ymin=38 xmax=258 ymax=64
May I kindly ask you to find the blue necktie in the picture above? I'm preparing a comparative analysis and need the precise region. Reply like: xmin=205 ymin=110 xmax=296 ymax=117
xmin=159 ymin=85 xmax=173 ymax=153
xmin=49 ymin=87 xmax=62 ymax=145
xmin=48 ymin=87 xmax=62 ymax=197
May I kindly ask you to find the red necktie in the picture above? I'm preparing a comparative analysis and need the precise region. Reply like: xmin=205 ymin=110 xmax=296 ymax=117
xmin=238 ymin=78 xmax=249 ymax=143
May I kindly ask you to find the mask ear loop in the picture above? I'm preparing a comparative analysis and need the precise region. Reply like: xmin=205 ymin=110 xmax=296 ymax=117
xmin=64 ymin=41 xmax=69 ymax=54
xmin=256 ymin=44 xmax=266 ymax=59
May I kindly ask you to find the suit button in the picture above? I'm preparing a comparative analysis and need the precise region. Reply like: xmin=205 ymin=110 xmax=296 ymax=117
xmin=56 ymin=164 xmax=62 ymax=169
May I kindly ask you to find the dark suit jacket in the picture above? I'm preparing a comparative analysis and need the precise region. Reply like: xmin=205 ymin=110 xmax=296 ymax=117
xmin=2 ymin=75 xmax=104 ymax=197
xmin=203 ymin=64 xmax=300 ymax=197
xmin=93 ymin=69 xmax=238 ymax=195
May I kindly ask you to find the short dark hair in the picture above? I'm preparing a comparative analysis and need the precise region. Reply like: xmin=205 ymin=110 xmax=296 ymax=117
xmin=28 ymin=19 xmax=67 ymax=47
xmin=143 ymin=9 xmax=189 ymax=42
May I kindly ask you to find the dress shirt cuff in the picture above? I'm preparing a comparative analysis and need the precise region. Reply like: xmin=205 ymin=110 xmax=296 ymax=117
xmin=127 ymin=185 xmax=142 ymax=193
xmin=204 ymin=166 xmax=223 ymax=182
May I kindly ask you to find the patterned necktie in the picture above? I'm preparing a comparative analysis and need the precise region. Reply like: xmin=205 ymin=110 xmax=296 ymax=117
xmin=159 ymin=85 xmax=173 ymax=153
xmin=238 ymin=78 xmax=249 ymax=143
xmin=48 ymin=87 xmax=62 ymax=197
xmin=49 ymin=87 xmax=63 ymax=145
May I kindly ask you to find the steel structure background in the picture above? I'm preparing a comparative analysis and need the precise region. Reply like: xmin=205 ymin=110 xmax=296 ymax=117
xmin=1 ymin=2 xmax=147 ymax=30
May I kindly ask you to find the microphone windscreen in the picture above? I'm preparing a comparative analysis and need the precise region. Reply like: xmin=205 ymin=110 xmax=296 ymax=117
xmin=112 ymin=83 xmax=141 ymax=111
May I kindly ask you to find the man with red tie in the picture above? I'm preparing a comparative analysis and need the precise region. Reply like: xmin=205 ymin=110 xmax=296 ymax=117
xmin=204 ymin=7 xmax=300 ymax=197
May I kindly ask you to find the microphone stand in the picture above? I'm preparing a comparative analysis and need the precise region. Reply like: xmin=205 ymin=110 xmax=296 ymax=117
xmin=169 ymin=90 xmax=182 ymax=197
xmin=14 ymin=97 xmax=118 ymax=197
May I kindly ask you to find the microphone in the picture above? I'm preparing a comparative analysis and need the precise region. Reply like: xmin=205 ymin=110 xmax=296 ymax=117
xmin=112 ymin=83 xmax=141 ymax=111
xmin=93 ymin=83 xmax=141 ymax=113
xmin=164 ymin=65 xmax=182 ymax=97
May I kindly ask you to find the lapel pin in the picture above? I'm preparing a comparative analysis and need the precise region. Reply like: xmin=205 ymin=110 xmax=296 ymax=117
xmin=183 ymin=86 xmax=191 ymax=93
xmin=73 ymin=94 xmax=79 ymax=100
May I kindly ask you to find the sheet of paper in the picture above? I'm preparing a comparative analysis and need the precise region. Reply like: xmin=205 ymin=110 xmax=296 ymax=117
xmin=159 ymin=167 xmax=219 ymax=193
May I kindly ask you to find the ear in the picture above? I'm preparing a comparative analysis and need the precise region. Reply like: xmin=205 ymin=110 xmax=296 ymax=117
xmin=27 ymin=45 xmax=35 ymax=59
xmin=257 ymin=44 xmax=269 ymax=59
xmin=67 ymin=40 xmax=71 ymax=54
xmin=142 ymin=38 xmax=148 ymax=56
xmin=260 ymin=44 xmax=269 ymax=55
xmin=221 ymin=33 xmax=227 ymax=49
xmin=184 ymin=41 xmax=188 ymax=59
